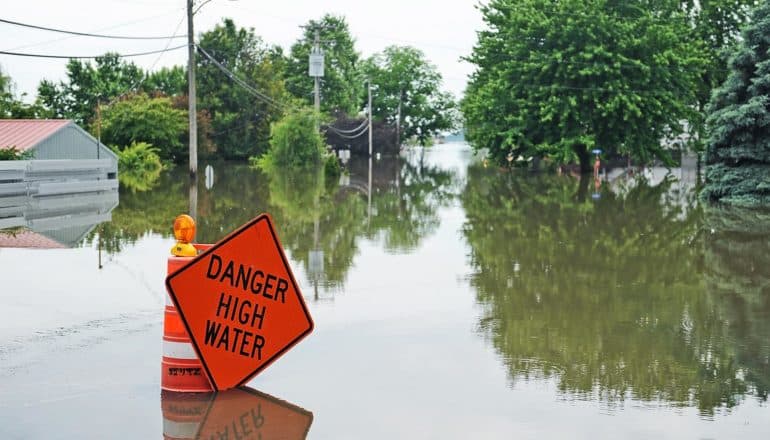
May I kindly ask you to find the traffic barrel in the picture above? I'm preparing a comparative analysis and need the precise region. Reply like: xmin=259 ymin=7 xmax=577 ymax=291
xmin=161 ymin=214 xmax=213 ymax=392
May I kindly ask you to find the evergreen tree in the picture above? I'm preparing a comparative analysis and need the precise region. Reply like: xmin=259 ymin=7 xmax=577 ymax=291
xmin=702 ymin=2 xmax=770 ymax=206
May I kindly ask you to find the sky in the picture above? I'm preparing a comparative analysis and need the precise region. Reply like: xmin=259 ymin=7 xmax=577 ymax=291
xmin=0 ymin=0 xmax=484 ymax=104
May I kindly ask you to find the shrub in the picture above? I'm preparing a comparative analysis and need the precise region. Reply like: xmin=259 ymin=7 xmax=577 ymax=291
xmin=253 ymin=108 xmax=324 ymax=170
xmin=323 ymin=151 xmax=341 ymax=179
xmin=0 ymin=146 xmax=33 ymax=160
xmin=115 ymin=141 xmax=164 ymax=192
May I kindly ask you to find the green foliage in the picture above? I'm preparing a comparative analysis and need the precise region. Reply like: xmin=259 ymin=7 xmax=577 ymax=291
xmin=115 ymin=141 xmax=164 ymax=192
xmin=37 ymin=54 xmax=144 ymax=125
xmin=0 ymin=146 xmax=33 ymax=160
xmin=197 ymin=19 xmax=290 ymax=159
xmin=361 ymin=46 xmax=457 ymax=146
xmin=682 ymin=0 xmax=759 ymax=127
xmin=285 ymin=15 xmax=362 ymax=115
xmin=461 ymin=0 xmax=705 ymax=171
xmin=98 ymin=93 xmax=188 ymax=162
xmin=323 ymin=152 xmax=341 ymax=179
xmin=256 ymin=109 xmax=324 ymax=169
xmin=0 ymin=64 xmax=42 ymax=118
xmin=142 ymin=66 xmax=187 ymax=96
xmin=701 ymin=2 xmax=770 ymax=206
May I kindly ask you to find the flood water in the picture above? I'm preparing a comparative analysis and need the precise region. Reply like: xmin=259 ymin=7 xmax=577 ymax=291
xmin=1 ymin=143 xmax=769 ymax=439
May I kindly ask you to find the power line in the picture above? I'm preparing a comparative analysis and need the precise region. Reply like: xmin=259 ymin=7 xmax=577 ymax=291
xmin=325 ymin=118 xmax=369 ymax=135
xmin=325 ymin=120 xmax=370 ymax=139
xmin=0 ymin=45 xmax=187 ymax=59
xmin=103 ymin=13 xmax=188 ymax=108
xmin=7 ymin=7 xmax=185 ymax=51
xmin=196 ymin=44 xmax=290 ymax=111
xmin=0 ymin=18 xmax=186 ymax=40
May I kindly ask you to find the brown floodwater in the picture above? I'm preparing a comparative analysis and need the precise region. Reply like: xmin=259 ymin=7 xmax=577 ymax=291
xmin=0 ymin=143 xmax=768 ymax=439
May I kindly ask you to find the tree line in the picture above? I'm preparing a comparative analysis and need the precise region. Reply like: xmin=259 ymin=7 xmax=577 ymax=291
xmin=0 ymin=15 xmax=456 ymax=163
xmin=461 ymin=0 xmax=760 ymax=173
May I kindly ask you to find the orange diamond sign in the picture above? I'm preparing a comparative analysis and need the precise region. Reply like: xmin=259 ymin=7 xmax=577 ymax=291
xmin=166 ymin=214 xmax=314 ymax=390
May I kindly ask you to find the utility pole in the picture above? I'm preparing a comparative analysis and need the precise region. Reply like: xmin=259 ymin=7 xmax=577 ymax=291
xmin=368 ymin=81 xmax=373 ymax=157
xmin=396 ymin=88 xmax=402 ymax=148
xmin=187 ymin=0 xmax=198 ymax=177
xmin=313 ymin=29 xmax=320 ymax=113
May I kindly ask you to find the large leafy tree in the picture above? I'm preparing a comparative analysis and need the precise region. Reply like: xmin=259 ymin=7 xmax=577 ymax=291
xmin=97 ymin=93 xmax=188 ymax=161
xmin=361 ymin=46 xmax=457 ymax=146
xmin=461 ymin=0 xmax=704 ymax=171
xmin=285 ymin=15 xmax=362 ymax=115
xmin=142 ymin=65 xmax=187 ymax=97
xmin=37 ymin=54 xmax=144 ymax=125
xmin=701 ymin=2 xmax=770 ymax=206
xmin=197 ymin=19 xmax=289 ymax=159
xmin=682 ymin=1 xmax=759 ymax=119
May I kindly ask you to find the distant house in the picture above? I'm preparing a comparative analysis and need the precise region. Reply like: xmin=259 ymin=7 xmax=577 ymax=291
xmin=0 ymin=119 xmax=117 ymax=173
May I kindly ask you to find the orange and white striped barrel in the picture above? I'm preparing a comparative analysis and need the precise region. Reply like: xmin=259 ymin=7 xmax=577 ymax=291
xmin=161 ymin=255 xmax=213 ymax=392
xmin=160 ymin=390 xmax=213 ymax=440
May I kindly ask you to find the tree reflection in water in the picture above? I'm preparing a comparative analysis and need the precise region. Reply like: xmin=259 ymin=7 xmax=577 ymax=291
xmin=461 ymin=164 xmax=769 ymax=415
xmin=88 ymin=153 xmax=458 ymax=300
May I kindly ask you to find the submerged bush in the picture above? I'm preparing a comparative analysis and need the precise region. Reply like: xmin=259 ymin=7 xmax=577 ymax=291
xmin=253 ymin=108 xmax=324 ymax=170
xmin=323 ymin=151 xmax=341 ymax=179
xmin=115 ymin=141 xmax=164 ymax=192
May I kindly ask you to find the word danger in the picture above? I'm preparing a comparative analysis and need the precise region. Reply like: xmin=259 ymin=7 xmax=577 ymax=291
xmin=206 ymin=253 xmax=289 ymax=303
xmin=202 ymin=254 xmax=291 ymax=360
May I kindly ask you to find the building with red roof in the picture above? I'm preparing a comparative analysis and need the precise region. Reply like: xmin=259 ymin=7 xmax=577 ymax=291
xmin=0 ymin=119 xmax=117 ymax=165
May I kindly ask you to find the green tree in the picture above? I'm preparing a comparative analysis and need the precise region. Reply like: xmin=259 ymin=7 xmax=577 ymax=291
xmin=197 ymin=19 xmax=289 ymax=159
xmin=682 ymin=0 xmax=759 ymax=131
xmin=285 ymin=15 xmax=362 ymax=115
xmin=701 ymin=2 xmax=770 ymax=206
xmin=97 ymin=93 xmax=188 ymax=161
xmin=462 ymin=0 xmax=704 ymax=171
xmin=361 ymin=46 xmax=457 ymax=146
xmin=37 ymin=53 xmax=144 ymax=125
xmin=256 ymin=108 xmax=324 ymax=169
xmin=0 ymin=65 xmax=41 ymax=118
xmin=142 ymin=65 xmax=187 ymax=96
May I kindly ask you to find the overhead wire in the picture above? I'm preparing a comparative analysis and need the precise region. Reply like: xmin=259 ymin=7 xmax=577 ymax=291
xmin=103 ymin=12 xmax=188 ymax=107
xmin=325 ymin=120 xmax=370 ymax=139
xmin=324 ymin=117 xmax=369 ymax=134
xmin=0 ymin=17 xmax=186 ymax=40
xmin=0 ymin=45 xmax=187 ymax=59
xmin=6 ymin=8 xmax=185 ymax=51
xmin=196 ymin=44 xmax=290 ymax=111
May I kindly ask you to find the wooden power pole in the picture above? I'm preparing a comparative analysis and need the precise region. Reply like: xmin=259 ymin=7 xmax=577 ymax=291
xmin=187 ymin=0 xmax=197 ymax=177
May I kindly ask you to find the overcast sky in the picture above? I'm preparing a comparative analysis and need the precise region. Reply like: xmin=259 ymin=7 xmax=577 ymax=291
xmin=0 ymin=0 xmax=484 ymax=104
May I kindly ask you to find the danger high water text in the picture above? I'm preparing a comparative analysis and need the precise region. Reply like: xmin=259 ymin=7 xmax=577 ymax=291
xmin=202 ymin=253 xmax=289 ymax=360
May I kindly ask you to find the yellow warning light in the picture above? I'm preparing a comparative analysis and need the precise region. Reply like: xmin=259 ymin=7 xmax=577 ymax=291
xmin=171 ymin=214 xmax=197 ymax=257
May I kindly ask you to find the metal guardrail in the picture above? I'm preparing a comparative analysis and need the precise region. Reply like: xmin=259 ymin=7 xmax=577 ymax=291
xmin=0 ymin=159 xmax=117 ymax=197
xmin=0 ymin=159 xmax=119 ymax=233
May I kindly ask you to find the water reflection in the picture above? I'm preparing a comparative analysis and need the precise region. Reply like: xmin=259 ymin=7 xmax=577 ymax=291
xmin=89 ymin=154 xmax=457 ymax=298
xmin=161 ymin=387 xmax=313 ymax=439
xmin=0 ymin=185 xmax=118 ymax=249
xmin=461 ymin=163 xmax=770 ymax=414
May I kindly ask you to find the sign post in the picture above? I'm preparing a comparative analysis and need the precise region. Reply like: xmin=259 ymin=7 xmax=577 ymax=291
xmin=166 ymin=214 xmax=314 ymax=390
